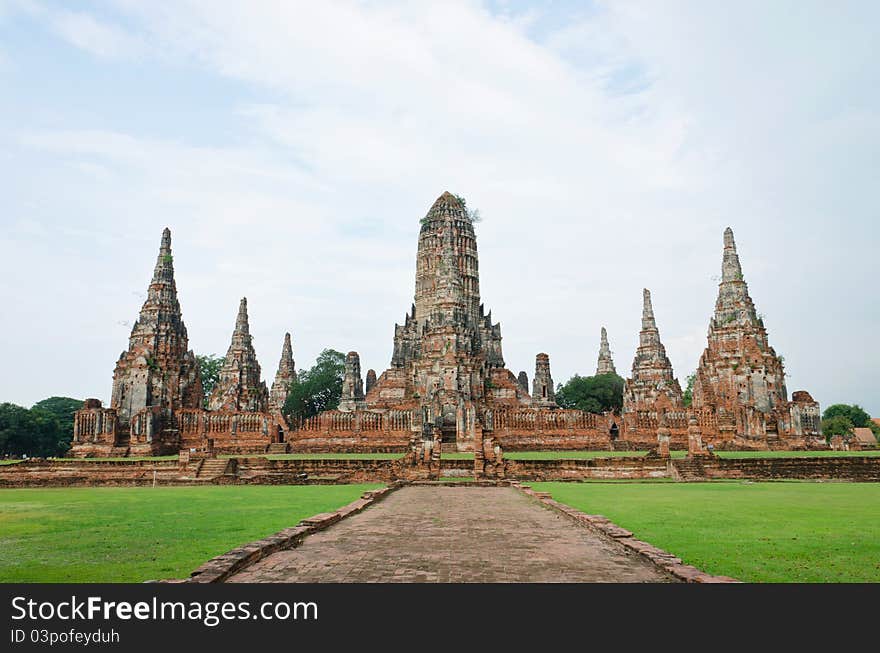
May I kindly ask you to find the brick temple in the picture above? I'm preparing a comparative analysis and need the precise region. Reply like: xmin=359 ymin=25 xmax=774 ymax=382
xmin=71 ymin=193 xmax=822 ymax=457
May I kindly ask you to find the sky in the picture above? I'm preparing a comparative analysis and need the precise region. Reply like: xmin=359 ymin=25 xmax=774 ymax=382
xmin=0 ymin=0 xmax=877 ymax=415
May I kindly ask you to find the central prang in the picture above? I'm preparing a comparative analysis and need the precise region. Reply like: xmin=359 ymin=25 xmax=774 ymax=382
xmin=352 ymin=191 xmax=536 ymax=450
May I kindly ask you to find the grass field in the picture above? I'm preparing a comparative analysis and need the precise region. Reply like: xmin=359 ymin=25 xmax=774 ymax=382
xmin=533 ymin=481 xmax=880 ymax=582
xmin=714 ymin=449 xmax=880 ymax=458
xmin=0 ymin=484 xmax=380 ymax=583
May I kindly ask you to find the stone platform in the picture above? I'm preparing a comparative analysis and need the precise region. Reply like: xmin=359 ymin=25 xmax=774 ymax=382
xmin=226 ymin=486 xmax=675 ymax=583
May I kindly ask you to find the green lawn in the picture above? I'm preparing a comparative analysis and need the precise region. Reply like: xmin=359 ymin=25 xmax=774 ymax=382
xmin=714 ymin=449 xmax=880 ymax=458
xmin=533 ymin=481 xmax=880 ymax=582
xmin=0 ymin=484 xmax=381 ymax=583
xmin=0 ymin=460 xmax=22 ymax=465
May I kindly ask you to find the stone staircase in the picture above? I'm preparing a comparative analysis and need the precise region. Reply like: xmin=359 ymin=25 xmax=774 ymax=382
xmin=196 ymin=458 xmax=230 ymax=480
xmin=672 ymin=458 xmax=708 ymax=482
xmin=109 ymin=446 xmax=130 ymax=457
xmin=441 ymin=442 xmax=458 ymax=453
xmin=267 ymin=442 xmax=290 ymax=454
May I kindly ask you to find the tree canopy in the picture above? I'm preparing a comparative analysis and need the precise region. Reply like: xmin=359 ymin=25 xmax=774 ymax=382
xmin=32 ymin=396 xmax=82 ymax=441
xmin=821 ymin=403 xmax=879 ymax=439
xmin=555 ymin=373 xmax=625 ymax=413
xmin=0 ymin=397 xmax=82 ymax=458
xmin=196 ymin=354 xmax=224 ymax=408
xmin=822 ymin=404 xmax=872 ymax=428
xmin=682 ymin=373 xmax=696 ymax=408
xmin=282 ymin=349 xmax=346 ymax=423
xmin=821 ymin=415 xmax=855 ymax=440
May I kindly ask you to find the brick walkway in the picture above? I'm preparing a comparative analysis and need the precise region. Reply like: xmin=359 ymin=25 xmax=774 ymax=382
xmin=227 ymin=486 xmax=674 ymax=583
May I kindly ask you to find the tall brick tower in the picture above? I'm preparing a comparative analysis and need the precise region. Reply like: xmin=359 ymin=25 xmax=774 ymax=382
xmin=268 ymin=332 xmax=296 ymax=414
xmin=367 ymin=191 xmax=529 ymax=447
xmin=110 ymin=228 xmax=202 ymax=425
xmin=692 ymin=228 xmax=789 ymax=436
xmin=623 ymin=289 xmax=683 ymax=413
xmin=209 ymin=297 xmax=269 ymax=412
xmin=389 ymin=191 xmax=504 ymax=373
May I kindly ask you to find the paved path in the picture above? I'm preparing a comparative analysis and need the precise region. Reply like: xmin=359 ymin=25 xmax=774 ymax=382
xmin=227 ymin=486 xmax=674 ymax=583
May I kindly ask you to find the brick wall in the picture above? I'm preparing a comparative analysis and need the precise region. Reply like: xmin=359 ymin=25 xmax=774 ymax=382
xmin=705 ymin=456 xmax=880 ymax=482
xmin=3 ymin=454 xmax=878 ymax=487
xmin=503 ymin=457 xmax=671 ymax=481
xmin=0 ymin=459 xmax=185 ymax=488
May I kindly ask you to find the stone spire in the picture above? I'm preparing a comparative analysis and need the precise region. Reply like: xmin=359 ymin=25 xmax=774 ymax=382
xmin=338 ymin=351 xmax=365 ymax=411
xmin=517 ymin=371 xmax=529 ymax=393
xmin=721 ymin=227 xmax=743 ymax=283
xmin=151 ymin=227 xmax=174 ymax=288
xmin=235 ymin=297 xmax=250 ymax=334
xmin=414 ymin=191 xmax=479 ymax=327
xmin=208 ymin=297 xmax=268 ymax=412
xmin=365 ymin=369 xmax=377 ymax=395
xmin=268 ymin=332 xmax=296 ymax=414
xmin=531 ymin=353 xmax=557 ymax=407
xmin=110 ymin=227 xmax=202 ymax=424
xmin=596 ymin=327 xmax=617 ymax=375
xmin=713 ymin=227 xmax=760 ymax=328
xmin=383 ymin=190 xmax=505 ymax=413
xmin=693 ymin=228 xmax=790 ymax=427
xmin=623 ymin=289 xmax=682 ymax=412
xmin=390 ymin=192 xmax=504 ymax=370
xmin=642 ymin=288 xmax=656 ymax=330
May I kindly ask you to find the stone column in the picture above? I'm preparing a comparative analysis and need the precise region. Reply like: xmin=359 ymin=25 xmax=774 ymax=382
xmin=657 ymin=411 xmax=671 ymax=459
xmin=531 ymin=353 xmax=557 ymax=407
xmin=687 ymin=414 xmax=705 ymax=458
xmin=338 ymin=351 xmax=365 ymax=412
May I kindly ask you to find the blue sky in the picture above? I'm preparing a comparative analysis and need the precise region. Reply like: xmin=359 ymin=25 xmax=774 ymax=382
xmin=0 ymin=1 xmax=877 ymax=415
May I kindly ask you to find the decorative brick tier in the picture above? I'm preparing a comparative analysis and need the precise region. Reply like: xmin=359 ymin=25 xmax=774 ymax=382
xmin=3 ymin=455 xmax=878 ymax=487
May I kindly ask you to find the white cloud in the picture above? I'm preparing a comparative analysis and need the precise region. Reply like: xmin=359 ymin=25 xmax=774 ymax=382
xmin=9 ymin=1 xmax=146 ymax=58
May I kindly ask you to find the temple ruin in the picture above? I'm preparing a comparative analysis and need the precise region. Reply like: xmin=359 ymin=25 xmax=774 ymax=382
xmin=71 ymin=195 xmax=822 ymax=458
xmin=208 ymin=298 xmax=269 ymax=413
xmin=623 ymin=289 xmax=684 ymax=416
xmin=691 ymin=228 xmax=821 ymax=445
xmin=71 ymin=230 xmax=283 ymax=457
xmin=268 ymin=333 xmax=296 ymax=415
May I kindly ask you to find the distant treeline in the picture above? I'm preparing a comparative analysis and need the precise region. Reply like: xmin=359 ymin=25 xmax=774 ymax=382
xmin=0 ymin=397 xmax=82 ymax=458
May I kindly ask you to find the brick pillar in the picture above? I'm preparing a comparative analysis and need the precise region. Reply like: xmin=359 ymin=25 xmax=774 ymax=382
xmin=657 ymin=411 xmax=671 ymax=459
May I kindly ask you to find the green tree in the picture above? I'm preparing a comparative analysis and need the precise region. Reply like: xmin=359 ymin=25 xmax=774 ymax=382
xmin=31 ymin=396 xmax=82 ymax=455
xmin=682 ymin=373 xmax=696 ymax=408
xmin=196 ymin=354 xmax=225 ymax=408
xmin=0 ymin=402 xmax=67 ymax=458
xmin=821 ymin=415 xmax=855 ymax=442
xmin=282 ymin=349 xmax=346 ymax=422
xmin=555 ymin=374 xmax=625 ymax=413
xmin=822 ymin=404 xmax=871 ymax=427
xmin=822 ymin=403 xmax=879 ymax=438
